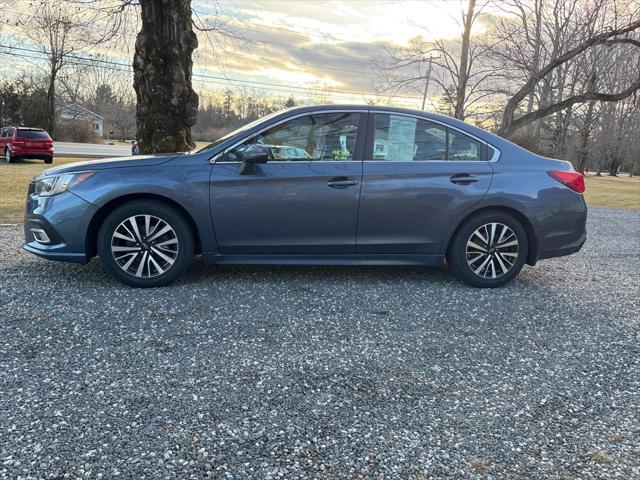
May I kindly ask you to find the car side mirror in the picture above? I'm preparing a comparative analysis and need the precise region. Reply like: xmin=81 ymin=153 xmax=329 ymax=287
xmin=236 ymin=144 xmax=270 ymax=175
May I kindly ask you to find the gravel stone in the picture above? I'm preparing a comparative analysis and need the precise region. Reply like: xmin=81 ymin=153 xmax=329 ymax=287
xmin=0 ymin=206 xmax=639 ymax=479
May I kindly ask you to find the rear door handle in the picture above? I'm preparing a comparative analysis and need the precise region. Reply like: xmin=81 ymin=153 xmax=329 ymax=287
xmin=450 ymin=173 xmax=478 ymax=185
xmin=327 ymin=177 xmax=358 ymax=188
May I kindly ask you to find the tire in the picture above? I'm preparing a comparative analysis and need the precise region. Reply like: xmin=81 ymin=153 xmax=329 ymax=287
xmin=97 ymin=200 xmax=194 ymax=287
xmin=44 ymin=157 xmax=53 ymax=164
xmin=5 ymin=147 xmax=11 ymax=163
xmin=447 ymin=211 xmax=528 ymax=288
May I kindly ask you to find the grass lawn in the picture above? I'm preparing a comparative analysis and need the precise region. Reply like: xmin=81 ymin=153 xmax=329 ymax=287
xmin=584 ymin=175 xmax=640 ymax=210
xmin=0 ymin=157 xmax=91 ymax=223
xmin=1 ymin=158 xmax=639 ymax=223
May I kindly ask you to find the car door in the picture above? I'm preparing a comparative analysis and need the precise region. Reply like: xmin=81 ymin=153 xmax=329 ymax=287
xmin=357 ymin=112 xmax=494 ymax=254
xmin=0 ymin=128 xmax=7 ymax=152
xmin=210 ymin=111 xmax=367 ymax=255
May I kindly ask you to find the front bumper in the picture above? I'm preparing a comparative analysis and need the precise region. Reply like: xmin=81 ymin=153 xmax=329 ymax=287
xmin=23 ymin=190 xmax=97 ymax=263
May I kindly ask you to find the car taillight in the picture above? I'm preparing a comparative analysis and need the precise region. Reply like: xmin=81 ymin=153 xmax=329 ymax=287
xmin=548 ymin=171 xmax=585 ymax=193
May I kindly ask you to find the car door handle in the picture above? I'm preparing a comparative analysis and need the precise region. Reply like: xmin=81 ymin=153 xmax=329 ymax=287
xmin=327 ymin=177 xmax=358 ymax=188
xmin=450 ymin=174 xmax=478 ymax=185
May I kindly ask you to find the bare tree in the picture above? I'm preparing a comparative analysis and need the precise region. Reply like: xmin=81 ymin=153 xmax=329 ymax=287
xmin=493 ymin=1 xmax=640 ymax=137
xmin=18 ymin=2 xmax=112 ymax=137
xmin=375 ymin=0 xmax=496 ymax=122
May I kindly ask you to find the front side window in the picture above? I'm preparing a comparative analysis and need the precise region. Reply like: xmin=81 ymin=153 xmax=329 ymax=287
xmin=372 ymin=113 xmax=484 ymax=161
xmin=227 ymin=112 xmax=361 ymax=162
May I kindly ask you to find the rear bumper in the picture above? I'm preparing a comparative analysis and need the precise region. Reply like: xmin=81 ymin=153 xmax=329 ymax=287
xmin=531 ymin=195 xmax=588 ymax=262
xmin=13 ymin=153 xmax=53 ymax=161
xmin=23 ymin=190 xmax=96 ymax=263
xmin=537 ymin=230 xmax=586 ymax=260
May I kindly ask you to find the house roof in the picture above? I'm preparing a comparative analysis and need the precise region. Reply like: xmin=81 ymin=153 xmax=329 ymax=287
xmin=56 ymin=103 xmax=104 ymax=120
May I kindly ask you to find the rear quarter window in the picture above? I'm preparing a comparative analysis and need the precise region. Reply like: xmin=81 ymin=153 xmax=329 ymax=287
xmin=17 ymin=130 xmax=50 ymax=139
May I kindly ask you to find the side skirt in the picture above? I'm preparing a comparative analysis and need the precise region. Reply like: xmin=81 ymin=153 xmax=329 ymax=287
xmin=202 ymin=253 xmax=444 ymax=266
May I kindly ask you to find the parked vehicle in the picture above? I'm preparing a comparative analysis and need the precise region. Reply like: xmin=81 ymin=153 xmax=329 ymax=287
xmin=23 ymin=105 xmax=587 ymax=288
xmin=1 ymin=126 xmax=54 ymax=164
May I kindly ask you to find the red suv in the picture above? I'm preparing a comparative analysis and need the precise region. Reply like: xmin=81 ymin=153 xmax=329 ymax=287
xmin=0 ymin=126 xmax=54 ymax=164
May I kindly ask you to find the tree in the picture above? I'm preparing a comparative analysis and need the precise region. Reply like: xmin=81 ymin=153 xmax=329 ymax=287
xmin=284 ymin=96 xmax=297 ymax=108
xmin=494 ymin=8 xmax=640 ymax=136
xmin=19 ymin=3 xmax=110 ymax=138
xmin=133 ymin=0 xmax=199 ymax=153
xmin=375 ymin=0 xmax=495 ymax=122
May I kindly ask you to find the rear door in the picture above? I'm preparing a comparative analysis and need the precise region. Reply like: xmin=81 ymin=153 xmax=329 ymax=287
xmin=357 ymin=112 xmax=494 ymax=254
xmin=210 ymin=110 xmax=367 ymax=254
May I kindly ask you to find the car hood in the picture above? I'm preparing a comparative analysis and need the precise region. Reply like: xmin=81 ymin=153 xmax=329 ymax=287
xmin=41 ymin=154 xmax=178 ymax=176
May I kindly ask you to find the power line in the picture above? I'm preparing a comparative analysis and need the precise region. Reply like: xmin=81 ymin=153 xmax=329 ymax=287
xmin=0 ymin=44 xmax=422 ymax=103
xmin=0 ymin=51 xmax=421 ymax=107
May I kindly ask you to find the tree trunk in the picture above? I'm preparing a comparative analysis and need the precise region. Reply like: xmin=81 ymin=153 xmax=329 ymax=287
xmin=576 ymin=101 xmax=595 ymax=174
xmin=133 ymin=0 xmax=198 ymax=154
xmin=47 ymin=60 xmax=57 ymax=138
xmin=454 ymin=0 xmax=475 ymax=120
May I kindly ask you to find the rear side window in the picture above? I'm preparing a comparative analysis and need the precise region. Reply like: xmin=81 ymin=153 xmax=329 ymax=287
xmin=448 ymin=129 xmax=481 ymax=161
xmin=17 ymin=129 xmax=50 ymax=139
xmin=372 ymin=113 xmax=485 ymax=161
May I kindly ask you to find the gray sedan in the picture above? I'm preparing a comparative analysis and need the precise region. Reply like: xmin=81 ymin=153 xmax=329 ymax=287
xmin=22 ymin=105 xmax=587 ymax=287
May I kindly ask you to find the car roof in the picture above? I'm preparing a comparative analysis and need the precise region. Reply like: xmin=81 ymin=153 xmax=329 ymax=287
xmin=2 ymin=126 xmax=46 ymax=131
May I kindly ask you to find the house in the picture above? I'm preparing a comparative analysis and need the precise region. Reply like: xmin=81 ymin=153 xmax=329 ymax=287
xmin=57 ymin=103 xmax=104 ymax=137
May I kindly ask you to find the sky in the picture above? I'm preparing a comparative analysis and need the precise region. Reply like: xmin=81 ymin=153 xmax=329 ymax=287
xmin=191 ymin=0 xmax=495 ymax=106
xmin=0 ymin=0 xmax=502 ymax=108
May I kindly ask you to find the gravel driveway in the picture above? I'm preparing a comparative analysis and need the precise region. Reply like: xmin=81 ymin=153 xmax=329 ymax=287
xmin=1 ymin=207 xmax=639 ymax=479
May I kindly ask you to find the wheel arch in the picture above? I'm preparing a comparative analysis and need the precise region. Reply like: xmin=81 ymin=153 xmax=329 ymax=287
xmin=444 ymin=205 xmax=538 ymax=266
xmin=85 ymin=193 xmax=202 ymax=259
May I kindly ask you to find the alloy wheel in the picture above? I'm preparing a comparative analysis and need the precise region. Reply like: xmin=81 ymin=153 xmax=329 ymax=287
xmin=465 ymin=222 xmax=519 ymax=279
xmin=110 ymin=214 xmax=179 ymax=278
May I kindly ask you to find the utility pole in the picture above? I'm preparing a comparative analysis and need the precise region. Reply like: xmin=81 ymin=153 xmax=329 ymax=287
xmin=421 ymin=56 xmax=433 ymax=111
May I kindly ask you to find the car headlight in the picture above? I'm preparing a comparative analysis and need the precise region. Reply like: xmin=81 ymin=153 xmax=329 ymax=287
xmin=33 ymin=172 xmax=95 ymax=197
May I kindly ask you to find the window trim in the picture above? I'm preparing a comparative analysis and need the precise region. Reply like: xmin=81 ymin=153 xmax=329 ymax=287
xmin=212 ymin=109 xmax=370 ymax=164
xmin=366 ymin=111 xmax=500 ymax=163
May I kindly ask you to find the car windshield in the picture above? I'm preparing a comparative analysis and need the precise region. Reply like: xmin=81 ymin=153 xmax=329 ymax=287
xmin=197 ymin=110 xmax=285 ymax=153
xmin=17 ymin=129 xmax=50 ymax=139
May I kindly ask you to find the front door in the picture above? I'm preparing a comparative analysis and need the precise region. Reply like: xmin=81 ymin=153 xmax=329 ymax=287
xmin=210 ymin=111 xmax=366 ymax=255
xmin=357 ymin=112 xmax=494 ymax=254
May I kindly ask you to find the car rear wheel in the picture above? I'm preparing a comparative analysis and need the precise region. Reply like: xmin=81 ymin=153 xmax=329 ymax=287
xmin=4 ymin=147 xmax=11 ymax=163
xmin=44 ymin=157 xmax=53 ymax=164
xmin=447 ymin=211 xmax=528 ymax=288
xmin=97 ymin=201 xmax=194 ymax=287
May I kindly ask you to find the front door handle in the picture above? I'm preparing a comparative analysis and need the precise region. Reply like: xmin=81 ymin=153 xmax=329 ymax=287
xmin=327 ymin=177 xmax=358 ymax=188
xmin=450 ymin=173 xmax=478 ymax=185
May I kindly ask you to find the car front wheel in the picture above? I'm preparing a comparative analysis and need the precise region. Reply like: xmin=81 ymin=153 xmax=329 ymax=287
xmin=97 ymin=201 xmax=194 ymax=287
xmin=4 ymin=147 xmax=11 ymax=163
xmin=447 ymin=211 xmax=528 ymax=288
